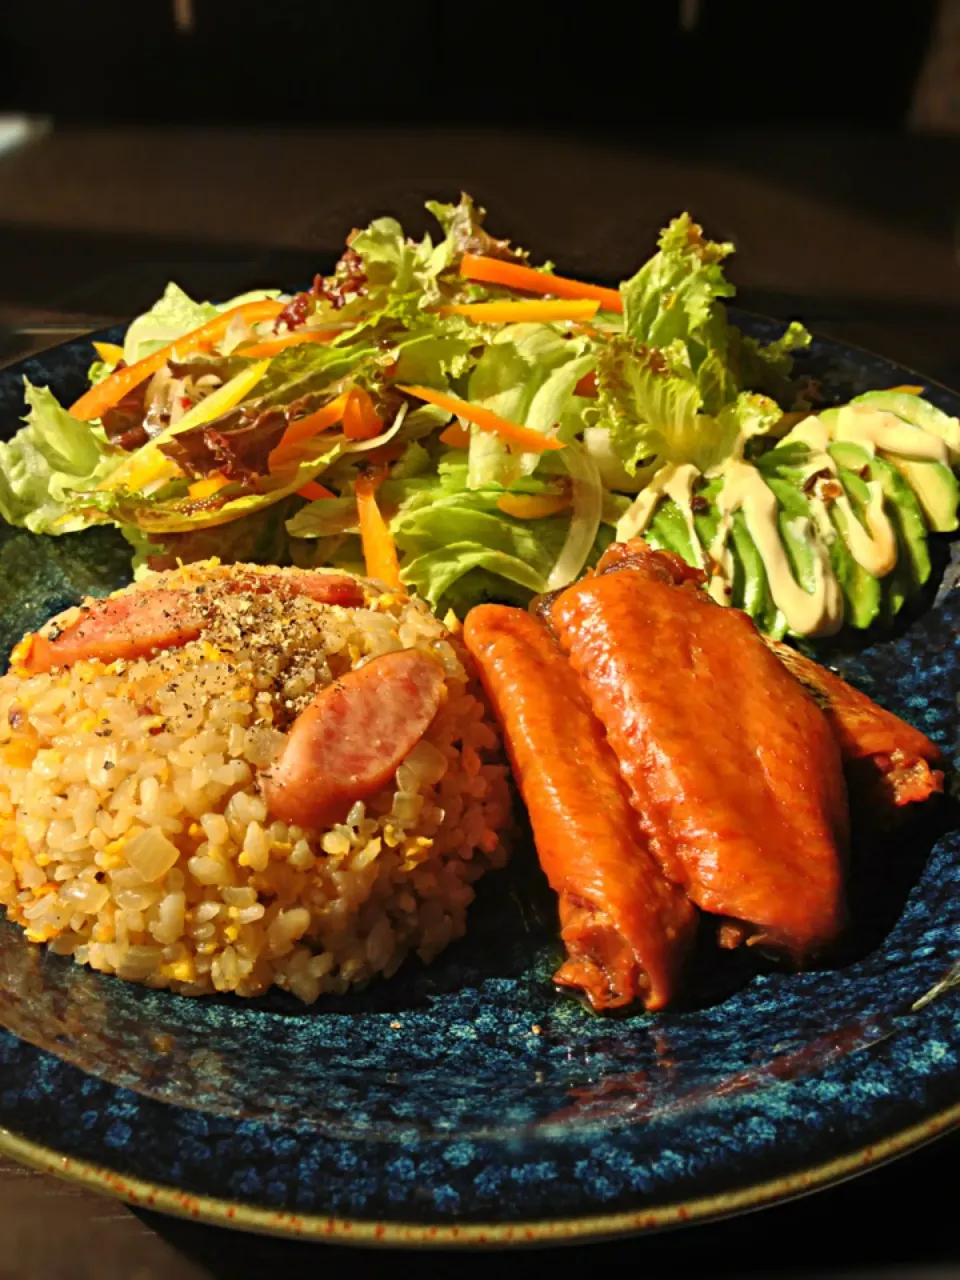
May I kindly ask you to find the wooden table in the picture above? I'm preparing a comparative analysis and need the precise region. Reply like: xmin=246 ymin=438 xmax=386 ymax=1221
xmin=0 ymin=125 xmax=959 ymax=1278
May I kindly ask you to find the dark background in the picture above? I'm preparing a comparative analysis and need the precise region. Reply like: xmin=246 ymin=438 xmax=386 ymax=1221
xmin=0 ymin=1 xmax=941 ymax=131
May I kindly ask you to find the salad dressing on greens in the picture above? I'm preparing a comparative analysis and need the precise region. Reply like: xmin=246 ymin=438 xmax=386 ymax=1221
xmin=1 ymin=195 xmax=958 ymax=640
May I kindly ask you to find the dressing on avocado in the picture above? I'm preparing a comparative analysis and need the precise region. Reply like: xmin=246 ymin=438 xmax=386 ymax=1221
xmin=616 ymin=399 xmax=960 ymax=638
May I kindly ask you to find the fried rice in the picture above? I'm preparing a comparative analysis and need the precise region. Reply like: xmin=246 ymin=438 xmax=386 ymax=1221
xmin=0 ymin=561 xmax=512 ymax=1002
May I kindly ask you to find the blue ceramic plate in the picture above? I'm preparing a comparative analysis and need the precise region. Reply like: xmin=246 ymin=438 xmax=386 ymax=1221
xmin=0 ymin=316 xmax=958 ymax=1247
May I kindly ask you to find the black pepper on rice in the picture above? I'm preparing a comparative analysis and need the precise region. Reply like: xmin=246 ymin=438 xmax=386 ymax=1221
xmin=0 ymin=561 xmax=513 ymax=1001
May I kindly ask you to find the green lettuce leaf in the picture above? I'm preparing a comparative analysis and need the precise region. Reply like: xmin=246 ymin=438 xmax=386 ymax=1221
xmin=464 ymin=323 xmax=594 ymax=487
xmin=121 ymin=283 xmax=281 ymax=366
xmin=388 ymin=458 xmax=569 ymax=608
xmin=0 ymin=381 xmax=123 ymax=533
xmin=731 ymin=320 xmax=812 ymax=406
xmin=87 ymin=359 xmax=116 ymax=385
xmin=620 ymin=213 xmax=735 ymax=352
xmin=425 ymin=192 xmax=529 ymax=265
xmin=595 ymin=336 xmax=781 ymax=475
xmin=619 ymin=215 xmax=810 ymax=413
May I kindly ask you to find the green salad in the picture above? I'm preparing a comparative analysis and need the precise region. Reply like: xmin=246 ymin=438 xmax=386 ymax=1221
xmin=1 ymin=194 xmax=958 ymax=638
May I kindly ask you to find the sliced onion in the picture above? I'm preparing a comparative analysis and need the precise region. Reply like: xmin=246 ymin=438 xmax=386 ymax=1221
xmin=582 ymin=426 xmax=646 ymax=493
xmin=545 ymin=441 xmax=603 ymax=591
xmin=339 ymin=402 xmax=408 ymax=454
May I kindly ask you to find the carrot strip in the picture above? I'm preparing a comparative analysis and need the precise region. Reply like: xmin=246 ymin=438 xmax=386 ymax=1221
xmin=238 ymin=328 xmax=341 ymax=358
xmin=497 ymin=492 xmax=570 ymax=519
xmin=437 ymin=299 xmax=600 ymax=324
xmin=459 ymin=254 xmax=623 ymax=313
xmin=355 ymin=468 xmax=402 ymax=589
xmin=398 ymin=384 xmax=564 ymax=453
xmin=439 ymin=423 xmax=471 ymax=449
xmin=886 ymin=384 xmax=925 ymax=395
xmin=342 ymin=387 xmax=384 ymax=441
xmin=574 ymin=371 xmax=598 ymax=398
xmin=268 ymin=391 xmax=351 ymax=467
xmin=297 ymin=480 xmax=337 ymax=501
xmin=69 ymin=299 xmax=286 ymax=421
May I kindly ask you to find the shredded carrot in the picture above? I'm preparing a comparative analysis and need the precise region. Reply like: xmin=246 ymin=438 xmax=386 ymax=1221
xmin=574 ymin=371 xmax=598 ymax=398
xmin=237 ymin=328 xmax=341 ymax=359
xmin=398 ymin=385 xmax=564 ymax=453
xmin=69 ymin=299 xmax=286 ymax=421
xmin=342 ymin=387 xmax=384 ymax=441
xmin=268 ymin=391 xmax=350 ymax=466
xmin=188 ymin=473 xmax=231 ymax=500
xmin=497 ymin=492 xmax=571 ymax=519
xmin=886 ymin=384 xmax=925 ymax=395
xmin=459 ymin=254 xmax=623 ymax=314
xmin=437 ymin=299 xmax=600 ymax=324
xmin=297 ymin=480 xmax=336 ymax=501
xmin=355 ymin=467 xmax=402 ymax=589
xmin=439 ymin=423 xmax=471 ymax=449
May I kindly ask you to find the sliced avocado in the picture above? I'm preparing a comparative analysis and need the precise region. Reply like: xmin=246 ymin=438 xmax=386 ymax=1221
xmin=828 ymin=441 xmax=931 ymax=621
xmin=851 ymin=390 xmax=960 ymax=458
xmin=690 ymin=475 xmax=724 ymax=554
xmin=760 ymin=450 xmax=881 ymax=635
xmin=729 ymin=509 xmax=786 ymax=637
xmin=761 ymin=473 xmax=817 ymax=588
xmin=827 ymin=463 xmax=882 ymax=630
xmin=754 ymin=445 xmax=830 ymax=636
xmin=646 ymin=496 xmax=699 ymax=565
xmin=687 ymin=475 xmax=785 ymax=635
xmin=837 ymin=393 xmax=960 ymax=530
xmin=888 ymin=457 xmax=959 ymax=533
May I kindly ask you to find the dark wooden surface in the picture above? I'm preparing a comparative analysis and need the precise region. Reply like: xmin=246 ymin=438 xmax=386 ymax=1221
xmin=0 ymin=125 xmax=959 ymax=1278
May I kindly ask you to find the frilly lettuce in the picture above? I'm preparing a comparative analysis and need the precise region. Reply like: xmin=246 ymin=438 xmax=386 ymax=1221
xmin=0 ymin=381 xmax=122 ymax=533
xmin=122 ymin=283 xmax=281 ymax=366
xmin=595 ymin=336 xmax=781 ymax=476
xmin=619 ymin=213 xmax=810 ymax=415
xmin=464 ymin=323 xmax=595 ymax=488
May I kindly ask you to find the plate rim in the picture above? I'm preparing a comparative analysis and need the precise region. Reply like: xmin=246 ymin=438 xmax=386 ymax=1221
xmin=1 ymin=317 xmax=960 ymax=1245
xmin=1 ymin=1100 xmax=958 ymax=1247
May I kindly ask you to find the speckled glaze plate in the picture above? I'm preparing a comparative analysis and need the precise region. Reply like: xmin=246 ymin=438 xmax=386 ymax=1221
xmin=0 ymin=316 xmax=958 ymax=1247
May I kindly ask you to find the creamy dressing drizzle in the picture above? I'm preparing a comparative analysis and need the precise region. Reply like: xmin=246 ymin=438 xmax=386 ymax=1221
xmin=610 ymin=404 xmax=948 ymax=636
xmin=714 ymin=460 xmax=844 ymax=636
xmin=789 ymin=415 xmax=898 ymax=578
xmin=662 ymin=464 xmax=703 ymax=567
xmin=616 ymin=463 xmax=680 ymax=541
xmin=706 ymin=513 xmax=736 ymax=606
xmin=834 ymin=484 xmax=898 ymax=576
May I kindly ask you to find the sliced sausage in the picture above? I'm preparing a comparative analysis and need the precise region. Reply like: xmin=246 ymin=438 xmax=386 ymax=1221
xmin=23 ymin=589 xmax=202 ymax=672
xmin=262 ymin=648 xmax=446 ymax=830
xmin=19 ymin=570 xmax=365 ymax=672
xmin=234 ymin=571 xmax=365 ymax=609
xmin=463 ymin=604 xmax=697 ymax=1011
